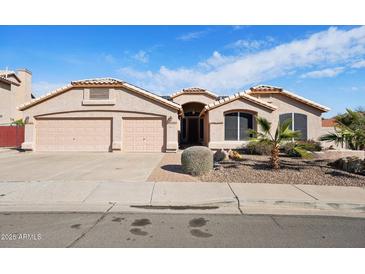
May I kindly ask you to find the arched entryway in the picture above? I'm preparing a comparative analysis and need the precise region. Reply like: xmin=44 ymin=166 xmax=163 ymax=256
xmin=180 ymin=102 xmax=206 ymax=146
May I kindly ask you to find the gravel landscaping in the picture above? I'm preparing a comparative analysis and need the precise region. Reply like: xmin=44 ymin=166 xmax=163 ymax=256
xmin=200 ymin=154 xmax=365 ymax=187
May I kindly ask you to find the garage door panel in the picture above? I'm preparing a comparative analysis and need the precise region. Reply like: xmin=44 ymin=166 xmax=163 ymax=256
xmin=36 ymin=119 xmax=111 ymax=152
xmin=123 ymin=118 xmax=165 ymax=152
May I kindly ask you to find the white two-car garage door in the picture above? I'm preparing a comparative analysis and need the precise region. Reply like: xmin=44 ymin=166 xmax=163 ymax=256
xmin=123 ymin=118 xmax=165 ymax=152
xmin=35 ymin=119 xmax=112 ymax=152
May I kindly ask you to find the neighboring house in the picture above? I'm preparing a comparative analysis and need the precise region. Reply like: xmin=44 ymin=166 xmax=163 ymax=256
xmin=19 ymin=79 xmax=330 ymax=152
xmin=0 ymin=69 xmax=33 ymax=125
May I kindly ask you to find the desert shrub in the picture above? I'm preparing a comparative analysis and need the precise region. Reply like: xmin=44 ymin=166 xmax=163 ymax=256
xmin=181 ymin=146 xmax=213 ymax=176
xmin=297 ymin=140 xmax=322 ymax=151
xmin=228 ymin=150 xmax=244 ymax=161
xmin=331 ymin=156 xmax=365 ymax=174
xmin=282 ymin=140 xmax=322 ymax=157
xmin=213 ymin=149 xmax=229 ymax=162
xmin=246 ymin=141 xmax=272 ymax=155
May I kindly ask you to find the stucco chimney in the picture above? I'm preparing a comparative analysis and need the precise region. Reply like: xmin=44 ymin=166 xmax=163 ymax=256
xmin=16 ymin=68 xmax=32 ymax=105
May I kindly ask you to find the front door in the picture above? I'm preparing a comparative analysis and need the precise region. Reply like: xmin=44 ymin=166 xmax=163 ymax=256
xmin=188 ymin=118 xmax=199 ymax=144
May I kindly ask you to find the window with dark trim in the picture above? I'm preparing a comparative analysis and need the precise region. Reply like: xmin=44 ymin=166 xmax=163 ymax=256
xmin=224 ymin=112 xmax=253 ymax=141
xmin=279 ymin=112 xmax=308 ymax=140
xmin=89 ymin=88 xmax=110 ymax=100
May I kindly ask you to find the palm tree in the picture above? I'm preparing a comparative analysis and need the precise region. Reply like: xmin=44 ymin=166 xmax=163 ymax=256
xmin=250 ymin=117 xmax=310 ymax=169
xmin=320 ymin=109 xmax=365 ymax=150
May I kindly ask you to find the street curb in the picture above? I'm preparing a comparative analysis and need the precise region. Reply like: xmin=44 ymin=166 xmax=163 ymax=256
xmin=238 ymin=199 xmax=365 ymax=218
xmin=0 ymin=199 xmax=364 ymax=217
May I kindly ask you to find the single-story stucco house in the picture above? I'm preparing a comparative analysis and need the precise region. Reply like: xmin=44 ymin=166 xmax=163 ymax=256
xmin=18 ymin=78 xmax=330 ymax=152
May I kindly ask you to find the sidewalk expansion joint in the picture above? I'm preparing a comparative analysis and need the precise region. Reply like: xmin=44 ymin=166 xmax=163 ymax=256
xmin=81 ymin=182 xmax=102 ymax=203
xmin=292 ymin=184 xmax=319 ymax=200
xmin=149 ymin=182 xmax=156 ymax=205
xmin=66 ymin=202 xmax=116 ymax=248
xmin=227 ymin=182 xmax=243 ymax=215
xmin=270 ymin=216 xmax=284 ymax=230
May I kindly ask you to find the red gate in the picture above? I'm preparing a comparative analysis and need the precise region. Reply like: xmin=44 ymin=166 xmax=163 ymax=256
xmin=0 ymin=126 xmax=25 ymax=148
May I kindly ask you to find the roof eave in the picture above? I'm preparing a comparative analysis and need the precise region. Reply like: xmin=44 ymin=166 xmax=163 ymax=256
xmin=202 ymin=91 xmax=278 ymax=114
xmin=19 ymin=81 xmax=182 ymax=112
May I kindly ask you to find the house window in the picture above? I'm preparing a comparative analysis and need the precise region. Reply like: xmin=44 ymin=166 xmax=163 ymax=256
xmin=279 ymin=113 xmax=307 ymax=140
xmin=224 ymin=112 xmax=253 ymax=141
xmin=89 ymin=88 xmax=110 ymax=100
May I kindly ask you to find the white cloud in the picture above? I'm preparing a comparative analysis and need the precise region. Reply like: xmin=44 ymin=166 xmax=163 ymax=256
xmin=118 ymin=26 xmax=365 ymax=93
xmin=33 ymin=81 xmax=66 ymax=97
xmin=226 ymin=38 xmax=272 ymax=50
xmin=133 ymin=50 xmax=149 ymax=63
xmin=300 ymin=67 xmax=344 ymax=78
xmin=198 ymin=51 xmax=235 ymax=70
xmin=351 ymin=60 xmax=365 ymax=68
xmin=177 ymin=30 xmax=208 ymax=41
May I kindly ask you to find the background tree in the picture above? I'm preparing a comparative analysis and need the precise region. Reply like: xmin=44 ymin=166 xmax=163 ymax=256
xmin=320 ymin=109 xmax=365 ymax=150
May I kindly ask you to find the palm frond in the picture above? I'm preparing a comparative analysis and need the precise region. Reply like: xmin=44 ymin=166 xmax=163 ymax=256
xmin=292 ymin=146 xmax=313 ymax=159
xmin=280 ymin=130 xmax=301 ymax=140
xmin=256 ymin=117 xmax=271 ymax=133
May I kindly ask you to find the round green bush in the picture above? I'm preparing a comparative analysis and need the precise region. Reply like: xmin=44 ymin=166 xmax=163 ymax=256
xmin=181 ymin=146 xmax=213 ymax=176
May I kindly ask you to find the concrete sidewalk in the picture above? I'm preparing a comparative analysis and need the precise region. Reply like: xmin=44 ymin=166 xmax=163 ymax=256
xmin=0 ymin=181 xmax=364 ymax=217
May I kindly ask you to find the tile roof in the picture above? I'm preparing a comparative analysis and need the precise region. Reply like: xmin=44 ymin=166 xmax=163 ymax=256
xmin=250 ymin=85 xmax=283 ymax=91
xmin=247 ymin=85 xmax=330 ymax=112
xmin=18 ymin=78 xmax=181 ymax=111
xmin=171 ymin=87 xmax=218 ymax=99
xmin=322 ymin=118 xmax=336 ymax=127
xmin=0 ymin=76 xmax=14 ymax=85
xmin=201 ymin=90 xmax=278 ymax=115
xmin=0 ymin=70 xmax=16 ymax=76
xmin=71 ymin=78 xmax=124 ymax=85
xmin=0 ymin=71 xmax=21 ymax=86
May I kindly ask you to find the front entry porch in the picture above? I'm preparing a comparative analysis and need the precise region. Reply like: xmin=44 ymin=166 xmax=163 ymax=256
xmin=179 ymin=102 xmax=205 ymax=147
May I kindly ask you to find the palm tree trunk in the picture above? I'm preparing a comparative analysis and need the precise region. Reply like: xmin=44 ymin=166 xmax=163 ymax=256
xmin=270 ymin=144 xmax=280 ymax=170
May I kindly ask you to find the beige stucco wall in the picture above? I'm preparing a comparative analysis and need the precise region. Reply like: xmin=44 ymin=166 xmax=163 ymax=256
xmin=0 ymin=70 xmax=32 ymax=124
xmin=251 ymin=93 xmax=325 ymax=140
xmin=21 ymin=86 xmax=179 ymax=152
xmin=206 ymin=98 xmax=274 ymax=149
xmin=0 ymin=81 xmax=15 ymax=124
xmin=14 ymin=69 xmax=32 ymax=120
xmin=172 ymin=93 xmax=216 ymax=106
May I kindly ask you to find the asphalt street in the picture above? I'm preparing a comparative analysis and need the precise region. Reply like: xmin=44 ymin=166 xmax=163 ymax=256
xmin=0 ymin=212 xmax=364 ymax=247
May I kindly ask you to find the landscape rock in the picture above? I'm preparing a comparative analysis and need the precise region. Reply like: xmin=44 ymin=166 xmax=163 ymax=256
xmin=213 ymin=149 xmax=229 ymax=162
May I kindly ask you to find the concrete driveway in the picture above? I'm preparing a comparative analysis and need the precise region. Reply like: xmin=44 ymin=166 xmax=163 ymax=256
xmin=0 ymin=151 xmax=164 ymax=182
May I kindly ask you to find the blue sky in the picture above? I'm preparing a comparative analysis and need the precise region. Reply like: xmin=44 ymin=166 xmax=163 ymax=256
xmin=1 ymin=25 xmax=364 ymax=117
